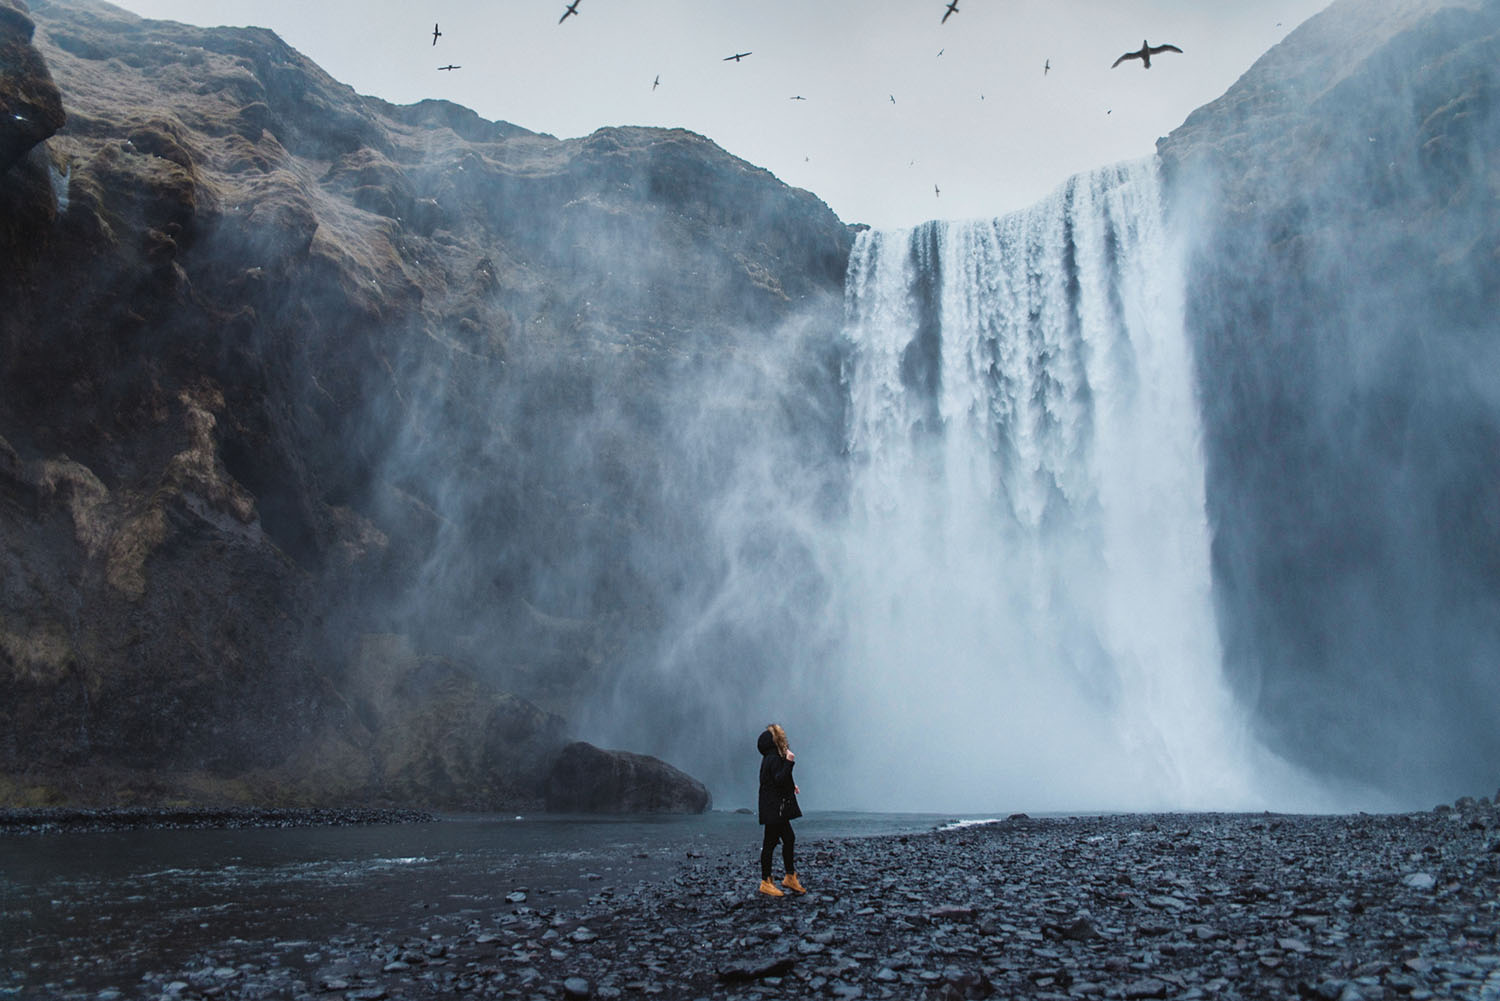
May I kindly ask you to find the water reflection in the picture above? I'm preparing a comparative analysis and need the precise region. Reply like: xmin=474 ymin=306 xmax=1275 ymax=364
xmin=2 ymin=811 xmax=953 ymax=998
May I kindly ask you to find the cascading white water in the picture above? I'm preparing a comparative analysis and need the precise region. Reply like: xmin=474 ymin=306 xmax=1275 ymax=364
xmin=830 ymin=159 xmax=1285 ymax=812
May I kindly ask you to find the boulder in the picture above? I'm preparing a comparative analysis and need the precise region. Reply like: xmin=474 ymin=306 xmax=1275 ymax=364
xmin=544 ymin=741 xmax=711 ymax=813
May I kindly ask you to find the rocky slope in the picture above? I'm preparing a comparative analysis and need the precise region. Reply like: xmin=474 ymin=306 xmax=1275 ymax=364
xmin=0 ymin=0 xmax=851 ymax=807
xmin=1158 ymin=0 xmax=1500 ymax=802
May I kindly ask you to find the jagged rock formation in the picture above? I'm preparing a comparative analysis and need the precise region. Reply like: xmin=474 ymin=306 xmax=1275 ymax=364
xmin=0 ymin=0 xmax=851 ymax=807
xmin=544 ymin=741 xmax=712 ymax=813
xmin=1159 ymin=0 xmax=1500 ymax=801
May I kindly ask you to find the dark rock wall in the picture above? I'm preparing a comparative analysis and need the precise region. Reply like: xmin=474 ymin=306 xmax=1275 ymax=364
xmin=0 ymin=0 xmax=852 ymax=806
xmin=1160 ymin=0 xmax=1500 ymax=802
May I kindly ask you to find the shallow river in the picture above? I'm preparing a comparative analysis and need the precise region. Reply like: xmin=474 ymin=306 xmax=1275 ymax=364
xmin=2 ymin=811 xmax=968 ymax=998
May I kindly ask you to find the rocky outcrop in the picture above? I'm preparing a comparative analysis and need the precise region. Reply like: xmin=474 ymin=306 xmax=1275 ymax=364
xmin=544 ymin=741 xmax=712 ymax=813
xmin=1158 ymin=0 xmax=1500 ymax=801
xmin=0 ymin=0 xmax=851 ymax=807
xmin=0 ymin=1 xmax=64 ymax=173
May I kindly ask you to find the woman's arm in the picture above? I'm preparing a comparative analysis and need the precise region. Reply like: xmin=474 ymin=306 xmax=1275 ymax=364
xmin=772 ymin=756 xmax=795 ymax=786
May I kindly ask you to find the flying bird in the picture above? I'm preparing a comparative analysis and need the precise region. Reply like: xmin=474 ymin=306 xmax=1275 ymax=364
xmin=790 ymin=95 xmax=807 ymax=101
xmin=723 ymin=51 xmax=752 ymax=62
xmin=438 ymin=64 xmax=460 ymax=71
xmin=890 ymin=94 xmax=896 ymax=104
xmin=941 ymin=0 xmax=959 ymax=24
xmin=652 ymin=74 xmax=660 ymax=90
xmin=937 ymin=48 xmax=945 ymax=57
xmin=559 ymin=1 xmax=580 ymax=24
xmin=1111 ymin=40 xmax=1183 ymax=69
xmin=934 ymin=184 xmax=941 ymax=197
xmin=431 ymin=23 xmax=441 ymax=45
xmin=1044 ymin=58 xmax=1051 ymax=75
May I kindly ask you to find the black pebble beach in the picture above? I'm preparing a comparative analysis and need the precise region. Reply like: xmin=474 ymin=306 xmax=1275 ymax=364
xmin=0 ymin=806 xmax=437 ymax=836
xmin=97 ymin=797 xmax=1500 ymax=1001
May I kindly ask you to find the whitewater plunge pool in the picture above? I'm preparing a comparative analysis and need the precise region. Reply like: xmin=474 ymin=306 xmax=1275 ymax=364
xmin=1 ymin=811 xmax=968 ymax=998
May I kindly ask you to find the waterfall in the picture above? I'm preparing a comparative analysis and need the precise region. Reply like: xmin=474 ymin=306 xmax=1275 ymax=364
xmin=832 ymin=159 xmax=1287 ymax=811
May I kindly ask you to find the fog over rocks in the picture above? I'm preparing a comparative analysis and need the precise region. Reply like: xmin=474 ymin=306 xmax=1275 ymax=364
xmin=0 ymin=0 xmax=849 ymax=808
xmin=1157 ymin=0 xmax=1500 ymax=804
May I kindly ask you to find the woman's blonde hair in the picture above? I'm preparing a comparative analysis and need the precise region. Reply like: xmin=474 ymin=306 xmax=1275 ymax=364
xmin=767 ymin=723 xmax=789 ymax=758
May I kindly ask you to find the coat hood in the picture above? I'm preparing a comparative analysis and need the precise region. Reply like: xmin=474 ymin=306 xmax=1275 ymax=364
xmin=757 ymin=729 xmax=776 ymax=755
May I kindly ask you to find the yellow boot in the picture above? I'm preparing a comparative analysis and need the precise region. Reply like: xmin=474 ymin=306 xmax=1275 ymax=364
xmin=781 ymin=873 xmax=806 ymax=894
xmin=758 ymin=878 xmax=784 ymax=897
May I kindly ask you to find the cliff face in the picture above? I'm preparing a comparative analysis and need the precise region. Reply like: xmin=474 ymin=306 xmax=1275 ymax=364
xmin=0 ymin=0 xmax=852 ymax=806
xmin=1159 ymin=0 xmax=1500 ymax=802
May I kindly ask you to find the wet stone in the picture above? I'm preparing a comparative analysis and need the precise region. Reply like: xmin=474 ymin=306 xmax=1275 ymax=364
xmin=1123 ymin=977 xmax=1170 ymax=999
xmin=70 ymin=802 xmax=1500 ymax=1001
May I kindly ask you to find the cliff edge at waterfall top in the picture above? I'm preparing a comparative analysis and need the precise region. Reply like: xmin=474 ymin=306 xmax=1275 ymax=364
xmin=105 ymin=0 xmax=1332 ymax=228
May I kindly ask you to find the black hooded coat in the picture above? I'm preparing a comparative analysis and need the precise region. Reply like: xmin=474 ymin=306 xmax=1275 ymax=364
xmin=757 ymin=730 xmax=801 ymax=824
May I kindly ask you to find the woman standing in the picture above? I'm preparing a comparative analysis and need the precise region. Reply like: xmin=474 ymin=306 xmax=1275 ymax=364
xmin=756 ymin=723 xmax=805 ymax=896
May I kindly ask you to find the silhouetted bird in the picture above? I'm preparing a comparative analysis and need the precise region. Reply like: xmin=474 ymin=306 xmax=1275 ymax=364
xmin=1111 ymin=40 xmax=1183 ymax=69
xmin=934 ymin=184 xmax=941 ymax=197
xmin=724 ymin=51 xmax=752 ymax=62
xmin=790 ymin=95 xmax=807 ymax=101
xmin=937 ymin=48 xmax=944 ymax=57
xmin=431 ymin=23 xmax=441 ymax=45
xmin=438 ymin=64 xmax=460 ymax=71
xmin=889 ymin=94 xmax=896 ymax=104
xmin=1044 ymin=58 xmax=1051 ymax=75
xmin=559 ymin=1 xmax=580 ymax=24
xmin=652 ymin=74 xmax=660 ymax=90
xmin=942 ymin=0 xmax=959 ymax=24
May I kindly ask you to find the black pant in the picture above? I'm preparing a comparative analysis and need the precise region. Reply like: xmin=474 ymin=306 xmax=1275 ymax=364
xmin=760 ymin=820 xmax=795 ymax=880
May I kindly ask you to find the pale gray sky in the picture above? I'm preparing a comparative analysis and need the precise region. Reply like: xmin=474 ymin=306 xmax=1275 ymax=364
xmin=111 ymin=0 xmax=1331 ymax=229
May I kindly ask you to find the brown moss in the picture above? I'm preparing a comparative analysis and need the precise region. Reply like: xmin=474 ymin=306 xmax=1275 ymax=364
xmin=103 ymin=505 xmax=166 ymax=601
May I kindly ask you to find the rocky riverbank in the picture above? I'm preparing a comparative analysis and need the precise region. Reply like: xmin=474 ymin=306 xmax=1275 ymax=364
xmin=0 ymin=805 xmax=435 ymax=835
xmin=90 ymin=797 xmax=1500 ymax=1001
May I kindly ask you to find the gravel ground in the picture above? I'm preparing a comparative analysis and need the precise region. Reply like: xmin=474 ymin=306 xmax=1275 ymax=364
xmin=76 ymin=795 xmax=1500 ymax=1001
xmin=0 ymin=807 xmax=436 ymax=836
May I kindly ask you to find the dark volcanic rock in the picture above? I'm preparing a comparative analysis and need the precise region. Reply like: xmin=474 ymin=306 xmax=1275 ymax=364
xmin=717 ymin=955 xmax=797 ymax=982
xmin=0 ymin=0 xmax=65 ymax=173
xmin=545 ymin=741 xmax=711 ymax=813
xmin=36 ymin=803 xmax=1498 ymax=1001
xmin=0 ymin=0 xmax=852 ymax=807
xmin=1157 ymin=0 xmax=1500 ymax=803
xmin=0 ymin=804 xmax=434 ymax=834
